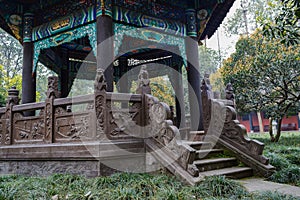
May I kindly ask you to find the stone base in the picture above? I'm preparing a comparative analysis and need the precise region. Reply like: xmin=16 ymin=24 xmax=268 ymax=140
xmin=0 ymin=140 xmax=147 ymax=177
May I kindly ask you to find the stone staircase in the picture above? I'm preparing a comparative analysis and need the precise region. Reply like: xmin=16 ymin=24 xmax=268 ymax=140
xmin=182 ymin=140 xmax=254 ymax=182
xmin=145 ymin=127 xmax=275 ymax=185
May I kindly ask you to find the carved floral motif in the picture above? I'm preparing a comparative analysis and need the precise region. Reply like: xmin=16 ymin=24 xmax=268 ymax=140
xmin=55 ymin=115 xmax=91 ymax=139
xmin=94 ymin=69 xmax=107 ymax=136
xmin=201 ymin=82 xmax=269 ymax=165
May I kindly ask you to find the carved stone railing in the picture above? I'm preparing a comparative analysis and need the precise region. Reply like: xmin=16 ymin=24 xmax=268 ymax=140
xmin=0 ymin=66 xmax=197 ymax=180
xmin=134 ymin=66 xmax=198 ymax=178
xmin=0 ymin=71 xmax=145 ymax=146
xmin=201 ymin=78 xmax=275 ymax=176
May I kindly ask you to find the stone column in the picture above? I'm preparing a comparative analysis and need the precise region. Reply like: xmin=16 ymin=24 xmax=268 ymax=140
xmin=118 ymin=57 xmax=129 ymax=108
xmin=22 ymin=13 xmax=36 ymax=116
xmin=169 ymin=66 xmax=186 ymax=130
xmin=60 ymin=49 xmax=69 ymax=98
xmin=185 ymin=9 xmax=204 ymax=131
xmin=96 ymin=0 xmax=114 ymax=92
xmin=119 ymin=57 xmax=129 ymax=93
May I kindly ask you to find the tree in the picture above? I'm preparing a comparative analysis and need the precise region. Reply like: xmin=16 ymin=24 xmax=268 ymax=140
xmin=0 ymin=29 xmax=23 ymax=82
xmin=0 ymin=65 xmax=7 ymax=106
xmin=221 ymin=30 xmax=300 ymax=142
xmin=198 ymin=46 xmax=220 ymax=77
xmin=224 ymin=0 xmax=279 ymax=36
xmin=210 ymin=68 xmax=225 ymax=98
xmin=262 ymin=0 xmax=300 ymax=46
xmin=0 ymin=29 xmax=23 ymax=105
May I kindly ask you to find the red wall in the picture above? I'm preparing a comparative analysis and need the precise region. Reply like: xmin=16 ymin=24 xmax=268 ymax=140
xmin=238 ymin=113 xmax=299 ymax=133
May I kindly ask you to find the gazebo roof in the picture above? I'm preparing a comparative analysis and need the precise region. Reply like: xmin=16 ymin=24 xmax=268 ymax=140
xmin=0 ymin=0 xmax=235 ymax=43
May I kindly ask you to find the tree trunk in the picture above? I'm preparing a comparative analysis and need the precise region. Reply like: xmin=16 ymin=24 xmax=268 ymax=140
xmin=269 ymin=118 xmax=275 ymax=142
xmin=257 ymin=112 xmax=264 ymax=133
xmin=274 ymin=118 xmax=283 ymax=142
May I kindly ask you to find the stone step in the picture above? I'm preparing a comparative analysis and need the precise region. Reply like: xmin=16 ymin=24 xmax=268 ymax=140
xmin=197 ymin=167 xmax=253 ymax=179
xmin=183 ymin=141 xmax=213 ymax=150
xmin=194 ymin=157 xmax=238 ymax=172
xmin=196 ymin=149 xmax=224 ymax=159
xmin=188 ymin=131 xmax=205 ymax=141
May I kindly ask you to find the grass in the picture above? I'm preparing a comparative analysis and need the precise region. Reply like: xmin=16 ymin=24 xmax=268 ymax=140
xmin=0 ymin=173 xmax=299 ymax=200
xmin=250 ymin=131 xmax=300 ymax=186
xmin=0 ymin=132 xmax=299 ymax=199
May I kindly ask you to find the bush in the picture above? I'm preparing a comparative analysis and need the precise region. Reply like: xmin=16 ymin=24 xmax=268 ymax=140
xmin=251 ymin=132 xmax=300 ymax=187
xmin=194 ymin=176 xmax=248 ymax=199
xmin=0 ymin=173 xmax=299 ymax=199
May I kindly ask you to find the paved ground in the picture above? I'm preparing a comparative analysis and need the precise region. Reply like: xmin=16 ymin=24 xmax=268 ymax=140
xmin=239 ymin=178 xmax=300 ymax=198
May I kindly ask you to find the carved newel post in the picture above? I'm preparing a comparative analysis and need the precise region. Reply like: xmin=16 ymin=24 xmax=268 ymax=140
xmin=136 ymin=66 xmax=151 ymax=128
xmin=201 ymin=77 xmax=212 ymax=134
xmin=44 ymin=76 xmax=59 ymax=143
xmin=2 ymin=87 xmax=20 ymax=145
xmin=225 ymin=83 xmax=235 ymax=108
xmin=136 ymin=65 xmax=151 ymax=95
xmin=94 ymin=69 xmax=107 ymax=136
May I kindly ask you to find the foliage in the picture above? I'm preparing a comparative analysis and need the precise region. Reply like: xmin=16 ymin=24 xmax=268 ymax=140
xmin=0 ymin=172 xmax=298 ymax=200
xmin=150 ymin=76 xmax=175 ymax=106
xmin=0 ymin=29 xmax=23 ymax=105
xmin=198 ymin=46 xmax=220 ymax=77
xmin=262 ymin=0 xmax=300 ymax=46
xmin=221 ymin=30 xmax=300 ymax=141
xmin=36 ymin=64 xmax=58 ymax=102
xmin=0 ymin=29 xmax=23 ymax=78
xmin=224 ymin=0 xmax=277 ymax=36
xmin=210 ymin=68 xmax=225 ymax=98
xmin=251 ymin=132 xmax=300 ymax=186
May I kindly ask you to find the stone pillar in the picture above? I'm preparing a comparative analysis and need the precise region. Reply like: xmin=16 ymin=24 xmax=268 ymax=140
xmin=119 ymin=57 xmax=129 ymax=93
xmin=185 ymin=9 xmax=203 ymax=131
xmin=96 ymin=0 xmax=114 ymax=92
xmin=60 ymin=49 xmax=69 ymax=98
xmin=169 ymin=66 xmax=186 ymax=130
xmin=119 ymin=57 xmax=129 ymax=108
xmin=22 ymin=13 xmax=36 ymax=116
xmin=249 ymin=112 xmax=254 ymax=133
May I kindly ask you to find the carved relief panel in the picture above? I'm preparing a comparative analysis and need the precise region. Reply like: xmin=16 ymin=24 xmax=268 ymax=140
xmin=54 ymin=110 xmax=95 ymax=142
xmin=106 ymin=100 xmax=142 ymax=140
xmin=13 ymin=113 xmax=45 ymax=144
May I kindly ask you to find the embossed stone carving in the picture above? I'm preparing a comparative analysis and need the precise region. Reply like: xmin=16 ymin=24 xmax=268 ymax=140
xmin=3 ymin=87 xmax=20 ymax=145
xmin=46 ymin=76 xmax=60 ymax=99
xmin=94 ymin=69 xmax=107 ymax=135
xmin=44 ymin=77 xmax=59 ymax=143
xmin=94 ymin=69 xmax=107 ymax=92
xmin=201 ymin=77 xmax=213 ymax=133
xmin=7 ymin=161 xmax=99 ymax=176
xmin=225 ymin=83 xmax=235 ymax=107
xmin=144 ymin=96 xmax=198 ymax=177
xmin=55 ymin=115 xmax=91 ymax=140
xmin=136 ymin=65 xmax=151 ymax=95
xmin=201 ymin=84 xmax=269 ymax=165
xmin=55 ymin=107 xmax=68 ymax=115
xmin=220 ymin=105 xmax=268 ymax=164
xmin=14 ymin=117 xmax=44 ymax=143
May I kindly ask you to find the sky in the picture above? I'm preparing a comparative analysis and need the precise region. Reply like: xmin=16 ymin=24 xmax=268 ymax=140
xmin=206 ymin=0 xmax=241 ymax=59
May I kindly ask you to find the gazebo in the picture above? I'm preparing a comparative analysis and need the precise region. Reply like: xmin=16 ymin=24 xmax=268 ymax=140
xmin=0 ymin=0 xmax=274 ymax=184
xmin=0 ymin=0 xmax=235 ymax=130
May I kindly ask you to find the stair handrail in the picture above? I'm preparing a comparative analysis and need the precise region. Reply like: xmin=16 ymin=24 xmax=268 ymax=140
xmin=201 ymin=78 xmax=275 ymax=176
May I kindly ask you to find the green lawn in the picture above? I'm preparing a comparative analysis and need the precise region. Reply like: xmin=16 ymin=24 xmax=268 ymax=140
xmin=0 ymin=132 xmax=299 ymax=200
xmin=0 ymin=173 xmax=298 ymax=200
xmin=250 ymin=131 xmax=300 ymax=186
